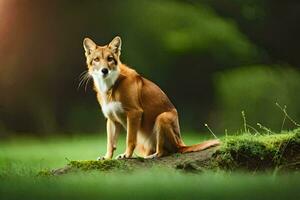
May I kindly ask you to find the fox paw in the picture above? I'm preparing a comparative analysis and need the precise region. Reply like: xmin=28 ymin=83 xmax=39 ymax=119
xmin=115 ymin=153 xmax=130 ymax=159
xmin=97 ymin=155 xmax=112 ymax=160
xmin=144 ymin=153 xmax=163 ymax=159
xmin=97 ymin=156 xmax=105 ymax=161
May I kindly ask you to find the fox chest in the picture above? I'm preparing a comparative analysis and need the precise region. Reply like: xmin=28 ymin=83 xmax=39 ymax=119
xmin=101 ymin=101 xmax=126 ymax=125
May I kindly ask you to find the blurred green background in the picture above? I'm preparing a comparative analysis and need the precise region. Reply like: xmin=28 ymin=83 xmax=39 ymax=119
xmin=0 ymin=0 xmax=300 ymax=136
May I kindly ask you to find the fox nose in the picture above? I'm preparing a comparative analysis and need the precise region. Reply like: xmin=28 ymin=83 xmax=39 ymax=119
xmin=101 ymin=68 xmax=109 ymax=75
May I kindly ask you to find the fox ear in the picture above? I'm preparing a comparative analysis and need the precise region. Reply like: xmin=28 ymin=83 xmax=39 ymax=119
xmin=108 ymin=36 xmax=122 ymax=54
xmin=83 ymin=38 xmax=97 ymax=55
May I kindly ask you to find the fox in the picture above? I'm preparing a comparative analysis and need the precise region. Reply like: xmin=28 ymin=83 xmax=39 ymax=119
xmin=82 ymin=36 xmax=220 ymax=160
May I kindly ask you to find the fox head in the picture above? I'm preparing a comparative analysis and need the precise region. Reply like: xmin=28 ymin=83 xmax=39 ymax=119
xmin=83 ymin=36 xmax=122 ymax=79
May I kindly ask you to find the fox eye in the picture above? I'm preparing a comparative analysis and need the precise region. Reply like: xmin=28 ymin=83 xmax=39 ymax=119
xmin=93 ymin=57 xmax=99 ymax=62
xmin=107 ymin=56 xmax=114 ymax=62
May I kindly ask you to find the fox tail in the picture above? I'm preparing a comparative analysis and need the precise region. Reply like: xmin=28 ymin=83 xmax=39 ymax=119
xmin=179 ymin=139 xmax=220 ymax=153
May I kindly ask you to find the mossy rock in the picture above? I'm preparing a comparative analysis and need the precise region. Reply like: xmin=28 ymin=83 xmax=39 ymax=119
xmin=40 ymin=129 xmax=300 ymax=176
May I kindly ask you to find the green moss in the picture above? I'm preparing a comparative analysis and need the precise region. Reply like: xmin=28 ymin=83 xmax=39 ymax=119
xmin=68 ymin=159 xmax=128 ymax=171
xmin=37 ymin=160 xmax=129 ymax=176
xmin=214 ymin=128 xmax=300 ymax=170
xmin=135 ymin=156 xmax=145 ymax=162
xmin=37 ymin=169 xmax=54 ymax=176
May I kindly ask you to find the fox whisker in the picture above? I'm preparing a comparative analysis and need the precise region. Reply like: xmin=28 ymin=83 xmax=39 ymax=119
xmin=78 ymin=71 xmax=91 ymax=91
xmin=84 ymin=76 xmax=91 ymax=92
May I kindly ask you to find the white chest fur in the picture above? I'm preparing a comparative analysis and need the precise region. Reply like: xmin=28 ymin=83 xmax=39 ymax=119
xmin=101 ymin=101 xmax=124 ymax=119
xmin=91 ymin=69 xmax=125 ymax=124
xmin=101 ymin=101 xmax=126 ymax=127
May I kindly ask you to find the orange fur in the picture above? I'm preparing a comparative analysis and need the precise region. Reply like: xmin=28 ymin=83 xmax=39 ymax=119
xmin=83 ymin=36 xmax=220 ymax=159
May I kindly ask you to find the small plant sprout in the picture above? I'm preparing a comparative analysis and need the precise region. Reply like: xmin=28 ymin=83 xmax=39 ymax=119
xmin=204 ymin=123 xmax=218 ymax=139
xmin=246 ymin=124 xmax=260 ymax=135
xmin=240 ymin=110 xmax=260 ymax=134
xmin=257 ymin=123 xmax=273 ymax=134
xmin=241 ymin=110 xmax=249 ymax=133
xmin=275 ymin=102 xmax=300 ymax=130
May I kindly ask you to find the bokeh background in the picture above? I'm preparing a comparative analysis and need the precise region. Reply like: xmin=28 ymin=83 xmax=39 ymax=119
xmin=1 ymin=0 xmax=300 ymax=137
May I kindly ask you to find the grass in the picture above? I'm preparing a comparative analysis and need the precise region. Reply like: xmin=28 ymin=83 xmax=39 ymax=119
xmin=0 ymin=132 xmax=300 ymax=200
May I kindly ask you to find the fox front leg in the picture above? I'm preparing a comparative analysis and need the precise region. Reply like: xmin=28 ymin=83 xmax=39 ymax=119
xmin=97 ymin=119 xmax=120 ymax=160
xmin=115 ymin=110 xmax=142 ymax=159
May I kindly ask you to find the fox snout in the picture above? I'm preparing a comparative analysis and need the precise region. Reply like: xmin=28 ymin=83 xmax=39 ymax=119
xmin=101 ymin=68 xmax=109 ymax=75
xmin=90 ymin=67 xmax=109 ymax=78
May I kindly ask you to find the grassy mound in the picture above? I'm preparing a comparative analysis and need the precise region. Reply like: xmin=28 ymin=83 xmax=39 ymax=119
xmin=40 ymin=129 xmax=300 ymax=175
xmin=214 ymin=129 xmax=300 ymax=170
